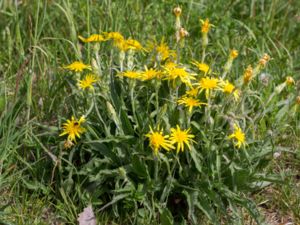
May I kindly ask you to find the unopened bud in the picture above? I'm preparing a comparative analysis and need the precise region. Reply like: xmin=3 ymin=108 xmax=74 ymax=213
xmin=230 ymin=49 xmax=238 ymax=59
xmin=286 ymin=76 xmax=295 ymax=86
xmin=258 ymin=53 xmax=270 ymax=67
xmin=296 ymin=96 xmax=300 ymax=105
xmin=243 ymin=65 xmax=253 ymax=84
xmin=173 ymin=6 xmax=182 ymax=17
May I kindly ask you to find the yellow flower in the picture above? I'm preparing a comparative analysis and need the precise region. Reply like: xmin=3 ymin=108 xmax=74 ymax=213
xmin=126 ymin=39 xmax=143 ymax=51
xmin=140 ymin=67 xmax=161 ymax=81
xmin=228 ymin=123 xmax=246 ymax=148
xmin=185 ymin=87 xmax=199 ymax=97
xmin=219 ymin=79 xmax=235 ymax=94
xmin=233 ymin=89 xmax=241 ymax=101
xmin=243 ymin=65 xmax=253 ymax=84
xmin=103 ymin=31 xmax=124 ymax=42
xmin=229 ymin=49 xmax=239 ymax=59
xmin=63 ymin=61 xmax=92 ymax=72
xmin=78 ymin=74 xmax=98 ymax=90
xmin=118 ymin=71 xmax=141 ymax=79
xmin=173 ymin=6 xmax=182 ymax=17
xmin=145 ymin=126 xmax=174 ymax=155
xmin=164 ymin=66 xmax=195 ymax=86
xmin=78 ymin=34 xmax=105 ymax=43
xmin=178 ymin=96 xmax=207 ymax=113
xmin=286 ymin=76 xmax=295 ymax=86
xmin=114 ymin=38 xmax=143 ymax=52
xmin=163 ymin=61 xmax=178 ymax=70
xmin=114 ymin=39 xmax=129 ymax=51
xmin=60 ymin=116 xmax=86 ymax=142
xmin=198 ymin=77 xmax=219 ymax=98
xmin=149 ymin=40 xmax=176 ymax=61
xmin=191 ymin=60 xmax=210 ymax=74
xmin=200 ymin=18 xmax=212 ymax=33
xmin=170 ymin=125 xmax=196 ymax=153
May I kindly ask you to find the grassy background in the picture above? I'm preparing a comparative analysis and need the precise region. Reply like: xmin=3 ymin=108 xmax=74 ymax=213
xmin=0 ymin=0 xmax=299 ymax=224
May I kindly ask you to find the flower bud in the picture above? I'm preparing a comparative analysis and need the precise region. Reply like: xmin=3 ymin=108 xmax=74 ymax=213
xmin=173 ymin=6 xmax=182 ymax=17
xmin=286 ymin=76 xmax=295 ymax=86
xmin=243 ymin=65 xmax=253 ymax=84
xmin=230 ymin=49 xmax=238 ymax=59
xmin=296 ymin=96 xmax=300 ymax=105
xmin=201 ymin=19 xmax=211 ymax=34
xmin=258 ymin=53 xmax=270 ymax=67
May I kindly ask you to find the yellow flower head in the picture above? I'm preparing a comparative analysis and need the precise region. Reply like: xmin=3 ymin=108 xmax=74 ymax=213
xmin=243 ymin=65 xmax=253 ymax=84
xmin=63 ymin=61 xmax=92 ymax=72
xmin=173 ymin=6 xmax=182 ymax=17
xmin=118 ymin=71 xmax=142 ymax=79
xmin=141 ymin=67 xmax=162 ymax=81
xmin=229 ymin=49 xmax=239 ymax=59
xmin=60 ymin=116 xmax=86 ymax=142
xmin=178 ymin=96 xmax=207 ymax=113
xmin=200 ymin=18 xmax=212 ymax=33
xmin=185 ymin=87 xmax=199 ymax=97
xmin=198 ymin=77 xmax=219 ymax=98
xmin=149 ymin=40 xmax=176 ymax=61
xmin=228 ymin=123 xmax=246 ymax=148
xmin=145 ymin=126 xmax=174 ymax=155
xmin=286 ymin=76 xmax=295 ymax=86
xmin=258 ymin=53 xmax=271 ymax=67
xmin=170 ymin=125 xmax=196 ymax=153
xmin=126 ymin=39 xmax=143 ymax=51
xmin=219 ymin=79 xmax=235 ymax=94
xmin=78 ymin=34 xmax=105 ymax=43
xmin=103 ymin=31 xmax=124 ymax=42
xmin=164 ymin=66 xmax=195 ymax=86
xmin=78 ymin=74 xmax=98 ymax=90
xmin=114 ymin=38 xmax=143 ymax=52
xmin=233 ymin=89 xmax=241 ymax=101
xmin=163 ymin=61 xmax=178 ymax=70
xmin=191 ymin=60 xmax=210 ymax=74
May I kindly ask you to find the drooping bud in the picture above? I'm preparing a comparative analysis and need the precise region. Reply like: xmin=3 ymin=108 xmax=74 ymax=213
xmin=285 ymin=76 xmax=295 ymax=86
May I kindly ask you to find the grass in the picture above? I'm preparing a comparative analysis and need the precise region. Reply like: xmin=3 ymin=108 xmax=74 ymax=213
xmin=0 ymin=0 xmax=299 ymax=224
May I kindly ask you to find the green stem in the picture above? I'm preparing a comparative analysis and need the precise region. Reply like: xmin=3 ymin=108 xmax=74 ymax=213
xmin=202 ymin=47 xmax=206 ymax=63
xmin=155 ymin=83 xmax=160 ymax=123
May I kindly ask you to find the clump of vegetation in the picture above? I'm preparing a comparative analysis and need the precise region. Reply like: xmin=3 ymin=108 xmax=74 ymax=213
xmin=0 ymin=1 xmax=299 ymax=224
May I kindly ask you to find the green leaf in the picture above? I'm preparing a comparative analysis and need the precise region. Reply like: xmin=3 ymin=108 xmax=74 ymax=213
xmin=195 ymin=196 xmax=219 ymax=225
xmin=190 ymin=147 xmax=202 ymax=173
xmin=160 ymin=208 xmax=174 ymax=225
xmin=88 ymin=142 xmax=119 ymax=164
